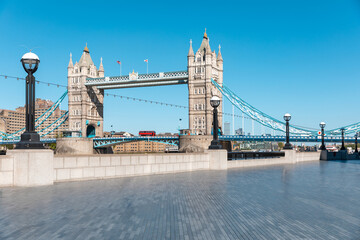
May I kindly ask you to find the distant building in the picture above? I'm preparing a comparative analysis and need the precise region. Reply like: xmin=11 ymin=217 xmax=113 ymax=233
xmin=224 ymin=122 xmax=230 ymax=135
xmin=0 ymin=98 xmax=68 ymax=138
xmin=235 ymin=128 xmax=244 ymax=136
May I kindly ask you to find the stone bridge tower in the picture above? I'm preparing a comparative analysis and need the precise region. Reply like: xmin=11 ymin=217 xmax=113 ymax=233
xmin=187 ymin=30 xmax=223 ymax=135
xmin=67 ymin=45 xmax=104 ymax=138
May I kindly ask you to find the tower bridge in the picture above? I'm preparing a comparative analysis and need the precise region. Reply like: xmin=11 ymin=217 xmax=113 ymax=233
xmin=67 ymin=30 xmax=223 ymax=138
xmin=1 ymin=30 xmax=360 ymax=150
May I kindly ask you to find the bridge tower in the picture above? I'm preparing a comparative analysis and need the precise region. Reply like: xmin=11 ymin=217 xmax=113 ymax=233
xmin=187 ymin=30 xmax=223 ymax=135
xmin=67 ymin=44 xmax=104 ymax=138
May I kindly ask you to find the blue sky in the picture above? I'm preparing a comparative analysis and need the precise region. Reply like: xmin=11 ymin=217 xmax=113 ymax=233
xmin=0 ymin=0 xmax=360 ymax=135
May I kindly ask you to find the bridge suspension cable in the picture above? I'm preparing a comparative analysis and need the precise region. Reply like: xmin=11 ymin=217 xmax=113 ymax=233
xmin=212 ymin=79 xmax=315 ymax=136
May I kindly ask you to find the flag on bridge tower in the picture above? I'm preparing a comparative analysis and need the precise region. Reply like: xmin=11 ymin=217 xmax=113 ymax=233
xmin=117 ymin=61 xmax=122 ymax=76
xmin=144 ymin=59 xmax=148 ymax=74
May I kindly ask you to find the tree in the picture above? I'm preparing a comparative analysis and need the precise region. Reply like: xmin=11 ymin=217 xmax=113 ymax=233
xmin=278 ymin=142 xmax=284 ymax=150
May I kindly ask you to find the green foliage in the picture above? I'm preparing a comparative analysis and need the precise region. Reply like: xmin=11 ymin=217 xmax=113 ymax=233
xmin=48 ymin=143 xmax=56 ymax=150
xmin=278 ymin=142 xmax=284 ymax=149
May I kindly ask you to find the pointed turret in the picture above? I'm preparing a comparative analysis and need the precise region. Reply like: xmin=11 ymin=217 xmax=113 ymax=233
xmin=79 ymin=43 xmax=94 ymax=67
xmin=99 ymin=57 xmax=104 ymax=71
xmin=68 ymin=53 xmax=74 ymax=68
xmin=188 ymin=39 xmax=194 ymax=56
xmin=198 ymin=28 xmax=211 ymax=56
xmin=217 ymin=44 xmax=223 ymax=62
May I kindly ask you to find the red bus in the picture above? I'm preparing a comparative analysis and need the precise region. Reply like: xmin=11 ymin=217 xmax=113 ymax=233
xmin=139 ymin=131 xmax=156 ymax=136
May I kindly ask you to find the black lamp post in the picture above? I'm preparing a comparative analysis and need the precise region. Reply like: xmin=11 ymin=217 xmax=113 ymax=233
xmin=355 ymin=132 xmax=358 ymax=153
xmin=319 ymin=122 xmax=326 ymax=150
xmin=16 ymin=52 xmax=44 ymax=149
xmin=209 ymin=96 xmax=222 ymax=149
xmin=340 ymin=128 xmax=346 ymax=151
xmin=283 ymin=113 xmax=293 ymax=150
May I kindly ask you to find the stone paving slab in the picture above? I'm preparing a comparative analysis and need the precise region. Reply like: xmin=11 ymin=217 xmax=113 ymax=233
xmin=1 ymin=160 xmax=360 ymax=239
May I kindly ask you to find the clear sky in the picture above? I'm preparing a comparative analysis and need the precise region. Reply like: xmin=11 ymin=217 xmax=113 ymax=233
xmin=1 ymin=0 xmax=360 ymax=135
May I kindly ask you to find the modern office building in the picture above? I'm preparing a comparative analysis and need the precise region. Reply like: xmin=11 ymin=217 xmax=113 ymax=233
xmin=224 ymin=122 xmax=230 ymax=135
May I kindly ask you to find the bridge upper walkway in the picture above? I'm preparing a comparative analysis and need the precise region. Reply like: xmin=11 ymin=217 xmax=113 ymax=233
xmin=85 ymin=71 xmax=188 ymax=89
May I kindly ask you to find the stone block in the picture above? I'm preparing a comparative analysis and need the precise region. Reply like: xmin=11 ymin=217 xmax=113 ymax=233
xmin=130 ymin=156 xmax=138 ymax=165
xmin=148 ymin=155 xmax=156 ymax=164
xmin=179 ymin=163 xmax=187 ymax=171
xmin=0 ymin=172 xmax=13 ymax=186
xmin=83 ymin=168 xmax=95 ymax=178
xmin=176 ymin=155 xmax=184 ymax=163
xmin=64 ymin=157 xmax=77 ymax=168
xmin=77 ymin=157 xmax=89 ymax=167
xmin=155 ymin=156 xmax=163 ymax=164
xmin=125 ymin=165 xmax=135 ymax=175
xmin=143 ymin=164 xmax=151 ymax=174
xmin=71 ymin=169 xmax=83 ymax=179
xmin=111 ymin=156 xmax=121 ymax=166
xmin=100 ymin=156 xmax=111 ymax=166
xmin=54 ymin=157 xmax=64 ymax=169
xmin=173 ymin=163 xmax=180 ymax=171
xmin=115 ymin=166 xmax=126 ymax=176
xmin=57 ymin=169 xmax=70 ymax=181
xmin=94 ymin=167 xmax=105 ymax=177
xmin=169 ymin=155 xmax=177 ymax=163
xmin=206 ymin=150 xmax=228 ymax=170
xmin=162 ymin=156 xmax=170 ymax=164
xmin=89 ymin=157 xmax=100 ymax=166
xmin=1 ymin=157 xmax=13 ymax=171
xmin=121 ymin=156 xmax=130 ymax=165
xmin=166 ymin=164 xmax=174 ymax=172
xmin=139 ymin=156 xmax=147 ymax=164
xmin=159 ymin=164 xmax=167 ymax=172
xmin=134 ymin=165 xmax=144 ymax=175
xmin=106 ymin=167 xmax=116 ymax=177
xmin=9 ymin=149 xmax=54 ymax=186
xmin=151 ymin=164 xmax=159 ymax=173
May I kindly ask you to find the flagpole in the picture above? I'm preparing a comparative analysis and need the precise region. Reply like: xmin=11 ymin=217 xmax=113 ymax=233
xmin=147 ymin=61 xmax=148 ymax=74
xmin=120 ymin=62 xmax=122 ymax=76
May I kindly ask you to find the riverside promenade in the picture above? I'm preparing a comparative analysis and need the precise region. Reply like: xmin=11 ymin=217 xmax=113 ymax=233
xmin=1 ymin=160 xmax=360 ymax=239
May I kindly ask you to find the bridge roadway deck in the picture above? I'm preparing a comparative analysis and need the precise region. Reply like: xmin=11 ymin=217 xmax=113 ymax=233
xmin=1 ymin=160 xmax=360 ymax=239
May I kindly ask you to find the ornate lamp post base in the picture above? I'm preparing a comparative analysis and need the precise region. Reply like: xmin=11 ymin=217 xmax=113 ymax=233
xmin=283 ymin=143 xmax=293 ymax=150
xmin=209 ymin=140 xmax=222 ymax=149
xmin=16 ymin=132 xmax=44 ymax=149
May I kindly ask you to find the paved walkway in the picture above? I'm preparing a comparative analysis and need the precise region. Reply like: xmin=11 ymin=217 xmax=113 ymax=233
xmin=1 ymin=160 xmax=360 ymax=239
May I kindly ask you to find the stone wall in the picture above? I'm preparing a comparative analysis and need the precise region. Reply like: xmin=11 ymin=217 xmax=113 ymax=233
xmin=0 ymin=155 xmax=13 ymax=187
xmin=0 ymin=150 xmax=320 ymax=187
xmin=53 ymin=153 xmax=210 ymax=182
xmin=228 ymin=150 xmax=320 ymax=169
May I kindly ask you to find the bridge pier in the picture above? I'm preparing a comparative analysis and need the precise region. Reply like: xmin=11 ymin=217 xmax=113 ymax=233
xmin=179 ymin=135 xmax=213 ymax=152
xmin=56 ymin=138 xmax=94 ymax=155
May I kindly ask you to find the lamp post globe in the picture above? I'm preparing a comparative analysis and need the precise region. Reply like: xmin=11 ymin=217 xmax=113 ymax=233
xmin=283 ymin=113 xmax=291 ymax=122
xmin=16 ymin=51 xmax=44 ymax=149
xmin=209 ymin=95 xmax=222 ymax=149
xmin=210 ymin=96 xmax=220 ymax=108
xmin=21 ymin=52 xmax=40 ymax=74
xmin=319 ymin=122 xmax=326 ymax=150
xmin=283 ymin=113 xmax=293 ymax=150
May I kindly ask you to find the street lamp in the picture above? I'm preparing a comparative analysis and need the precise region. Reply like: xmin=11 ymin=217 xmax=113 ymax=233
xmin=340 ymin=128 xmax=346 ymax=151
xmin=16 ymin=51 xmax=44 ymax=149
xmin=355 ymin=132 xmax=358 ymax=153
xmin=209 ymin=96 xmax=222 ymax=149
xmin=283 ymin=113 xmax=293 ymax=149
xmin=319 ymin=122 xmax=326 ymax=150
